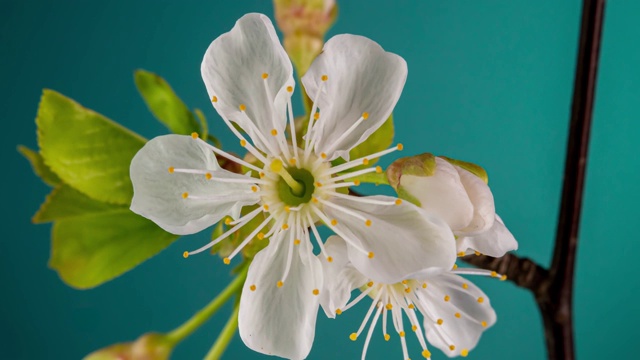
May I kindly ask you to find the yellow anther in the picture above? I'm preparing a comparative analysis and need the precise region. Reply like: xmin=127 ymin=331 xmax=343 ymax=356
xmin=240 ymin=139 xmax=247 ymax=147
xmin=294 ymin=239 xmax=301 ymax=245
xmin=168 ymin=166 xmax=175 ymax=173
xmin=455 ymin=312 xmax=461 ymax=318
xmin=405 ymin=287 xmax=411 ymax=293
xmin=363 ymin=158 xmax=370 ymax=165
xmin=327 ymin=256 xmax=333 ymax=262
xmin=277 ymin=281 xmax=284 ymax=288
xmin=191 ymin=132 xmax=199 ymax=139
xmin=259 ymin=172 xmax=265 ymax=178
xmin=402 ymin=280 xmax=408 ymax=284
xmin=444 ymin=295 xmax=450 ymax=302
xmin=257 ymin=232 xmax=265 ymax=240
xmin=477 ymin=297 xmax=485 ymax=303
xmin=330 ymin=219 xmax=338 ymax=226
xmin=224 ymin=218 xmax=232 ymax=225
xmin=182 ymin=192 xmax=189 ymax=199
xmin=461 ymin=349 xmax=469 ymax=357
xmin=481 ymin=321 xmax=488 ymax=327
xmin=365 ymin=219 xmax=372 ymax=227
xmin=263 ymin=204 xmax=269 ymax=211
xmin=362 ymin=112 xmax=369 ymax=120
xmin=367 ymin=281 xmax=374 ymax=287
xmin=412 ymin=325 xmax=417 ymax=332
xmin=458 ymin=251 xmax=466 ymax=257
xmin=250 ymin=284 xmax=257 ymax=291
xmin=315 ymin=182 xmax=323 ymax=187
xmin=251 ymin=186 xmax=258 ymax=192
xmin=399 ymin=331 xmax=406 ymax=337
xmin=349 ymin=333 xmax=357 ymax=341
xmin=271 ymin=129 xmax=278 ymax=136
xmin=262 ymin=72 xmax=269 ymax=79
xmin=239 ymin=104 xmax=246 ymax=111
xmin=182 ymin=251 xmax=189 ymax=258
xmin=500 ymin=274 xmax=508 ymax=281
xmin=321 ymin=152 xmax=327 ymax=159
xmin=475 ymin=251 xmax=482 ymax=256
xmin=314 ymin=112 xmax=320 ymax=120
xmin=321 ymin=74 xmax=328 ymax=81
xmin=376 ymin=166 xmax=382 ymax=173
xmin=385 ymin=303 xmax=393 ymax=310
xmin=462 ymin=283 xmax=469 ymax=289
xmin=282 ymin=224 xmax=289 ymax=230
xmin=312 ymin=289 xmax=320 ymax=295
xmin=491 ymin=271 xmax=498 ymax=277
xmin=223 ymin=257 xmax=230 ymax=265
xmin=452 ymin=264 xmax=458 ymax=270
xmin=408 ymin=304 xmax=415 ymax=309
xmin=205 ymin=173 xmax=212 ymax=180
xmin=353 ymin=179 xmax=361 ymax=186
xmin=286 ymin=86 xmax=293 ymax=93
xmin=312 ymin=197 xmax=319 ymax=203
xmin=289 ymin=158 xmax=296 ymax=165
xmin=368 ymin=252 xmax=375 ymax=259
xmin=397 ymin=143 xmax=404 ymax=151
xmin=284 ymin=206 xmax=291 ymax=213
xmin=422 ymin=350 xmax=431 ymax=358
xmin=437 ymin=319 xmax=444 ymax=325
xmin=422 ymin=282 xmax=427 ymax=288
xmin=395 ymin=199 xmax=402 ymax=205
xmin=384 ymin=334 xmax=390 ymax=341
xmin=211 ymin=96 xmax=218 ymax=103
xmin=335 ymin=308 xmax=342 ymax=315
xmin=449 ymin=345 xmax=456 ymax=351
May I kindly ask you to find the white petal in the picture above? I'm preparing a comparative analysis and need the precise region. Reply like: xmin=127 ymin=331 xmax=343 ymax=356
xmin=457 ymin=214 xmax=518 ymax=257
xmin=130 ymin=135 xmax=259 ymax=235
xmin=238 ymin=233 xmax=322 ymax=359
xmin=454 ymin=164 xmax=495 ymax=235
xmin=201 ymin=13 xmax=294 ymax=154
xmin=402 ymin=158 xmax=474 ymax=230
xmin=419 ymin=272 xmax=496 ymax=357
xmin=302 ymin=34 xmax=407 ymax=160
xmin=323 ymin=195 xmax=456 ymax=284
xmin=318 ymin=236 xmax=367 ymax=318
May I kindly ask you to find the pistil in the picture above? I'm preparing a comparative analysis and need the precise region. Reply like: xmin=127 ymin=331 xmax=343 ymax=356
xmin=270 ymin=159 xmax=304 ymax=196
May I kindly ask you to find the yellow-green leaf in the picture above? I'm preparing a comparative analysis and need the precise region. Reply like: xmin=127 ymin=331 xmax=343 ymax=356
xmin=36 ymin=89 xmax=146 ymax=205
xmin=135 ymin=69 xmax=201 ymax=136
xmin=17 ymin=145 xmax=61 ymax=186
xmin=50 ymin=210 xmax=178 ymax=289
xmin=33 ymin=185 xmax=119 ymax=224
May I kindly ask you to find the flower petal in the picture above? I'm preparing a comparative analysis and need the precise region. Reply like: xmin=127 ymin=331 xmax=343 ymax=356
xmin=323 ymin=195 xmax=456 ymax=284
xmin=201 ymin=13 xmax=294 ymax=154
xmin=130 ymin=135 xmax=259 ymax=235
xmin=454 ymin=164 xmax=495 ymax=235
xmin=238 ymin=232 xmax=322 ymax=359
xmin=457 ymin=214 xmax=518 ymax=257
xmin=302 ymin=34 xmax=407 ymax=160
xmin=418 ymin=272 xmax=496 ymax=357
xmin=402 ymin=157 xmax=474 ymax=230
xmin=318 ymin=236 xmax=368 ymax=318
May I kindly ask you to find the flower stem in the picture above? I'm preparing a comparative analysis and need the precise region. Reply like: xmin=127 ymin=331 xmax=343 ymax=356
xmin=166 ymin=266 xmax=248 ymax=345
xmin=204 ymin=303 xmax=240 ymax=360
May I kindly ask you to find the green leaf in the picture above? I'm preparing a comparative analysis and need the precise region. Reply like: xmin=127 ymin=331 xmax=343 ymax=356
xmin=17 ymin=145 xmax=61 ymax=186
xmin=332 ymin=114 xmax=394 ymax=171
xmin=50 ymin=210 xmax=178 ymax=289
xmin=134 ymin=69 xmax=201 ymax=136
xmin=193 ymin=108 xmax=209 ymax=140
xmin=33 ymin=185 xmax=119 ymax=224
xmin=37 ymin=89 xmax=146 ymax=205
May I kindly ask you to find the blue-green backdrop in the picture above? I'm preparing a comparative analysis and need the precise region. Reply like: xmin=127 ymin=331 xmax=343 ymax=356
xmin=2 ymin=1 xmax=638 ymax=359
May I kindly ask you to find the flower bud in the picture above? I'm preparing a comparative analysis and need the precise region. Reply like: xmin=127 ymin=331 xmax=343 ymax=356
xmin=84 ymin=333 xmax=173 ymax=360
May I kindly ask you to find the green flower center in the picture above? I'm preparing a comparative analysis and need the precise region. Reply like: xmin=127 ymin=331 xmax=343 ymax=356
xmin=275 ymin=166 xmax=316 ymax=206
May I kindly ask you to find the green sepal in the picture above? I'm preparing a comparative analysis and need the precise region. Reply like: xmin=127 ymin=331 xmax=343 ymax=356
xmin=36 ymin=90 xmax=146 ymax=205
xmin=440 ymin=156 xmax=489 ymax=184
xmin=396 ymin=187 xmax=422 ymax=207
xmin=386 ymin=153 xmax=437 ymax=190
xmin=331 ymin=114 xmax=394 ymax=171
xmin=17 ymin=145 xmax=61 ymax=186
xmin=134 ymin=69 xmax=202 ymax=136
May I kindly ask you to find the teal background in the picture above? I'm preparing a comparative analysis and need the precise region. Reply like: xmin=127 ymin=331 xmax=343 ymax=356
xmin=2 ymin=1 xmax=638 ymax=359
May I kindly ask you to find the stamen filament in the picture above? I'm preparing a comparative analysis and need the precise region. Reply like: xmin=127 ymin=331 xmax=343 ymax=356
xmin=217 ymin=115 xmax=268 ymax=164
xmin=331 ymin=167 xmax=379 ymax=183
xmin=286 ymin=95 xmax=300 ymax=167
xmin=310 ymin=205 xmax=369 ymax=256
xmin=318 ymin=181 xmax=357 ymax=190
xmin=327 ymin=145 xmax=401 ymax=175
xmin=280 ymin=214 xmax=296 ymax=284
xmin=324 ymin=114 xmax=366 ymax=156
xmin=270 ymin=159 xmax=304 ymax=196
xmin=305 ymin=213 xmax=330 ymax=260
xmin=342 ymin=285 xmax=376 ymax=312
xmin=238 ymin=111 xmax=280 ymax=156
xmin=356 ymin=291 xmax=384 ymax=338
xmin=304 ymin=80 xmax=325 ymax=162
xmin=227 ymin=206 xmax=263 ymax=226
xmin=197 ymin=133 xmax=264 ymax=171
xmin=362 ymin=303 xmax=383 ymax=360
xmin=452 ymin=268 xmax=504 ymax=277
xmin=317 ymin=198 xmax=369 ymax=223
xmin=226 ymin=213 xmax=274 ymax=261
xmin=326 ymin=191 xmax=399 ymax=205
xmin=186 ymin=207 xmax=262 ymax=256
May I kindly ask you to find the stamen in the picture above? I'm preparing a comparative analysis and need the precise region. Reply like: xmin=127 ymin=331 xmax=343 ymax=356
xmin=310 ymin=205 xmax=369 ymax=256
xmin=286 ymin=90 xmax=300 ymax=167
xmin=326 ymin=145 xmax=402 ymax=175
xmin=280 ymin=215 xmax=296 ymax=284
xmin=270 ymin=159 xmax=304 ymax=196
xmin=238 ymin=110 xmax=281 ymax=156
xmin=452 ymin=268 xmax=505 ymax=278
xmin=317 ymin=198 xmax=369 ymax=223
xmin=217 ymin=114 xmax=268 ymax=164
xmin=195 ymin=138 xmax=262 ymax=172
xmin=227 ymin=206 xmax=262 ymax=226
xmin=323 ymin=113 xmax=368 ymax=156
xmin=326 ymin=191 xmax=399 ymax=206
xmin=361 ymin=303 xmax=383 ymax=360
xmin=342 ymin=285 xmax=376 ymax=312
xmin=331 ymin=166 xmax=380 ymax=183
xmin=304 ymin=78 xmax=326 ymax=162
xmin=305 ymin=213 xmax=331 ymax=260
xmin=318 ymin=181 xmax=358 ymax=190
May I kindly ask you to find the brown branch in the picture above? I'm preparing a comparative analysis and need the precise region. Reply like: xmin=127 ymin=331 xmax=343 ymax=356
xmin=461 ymin=254 xmax=548 ymax=293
